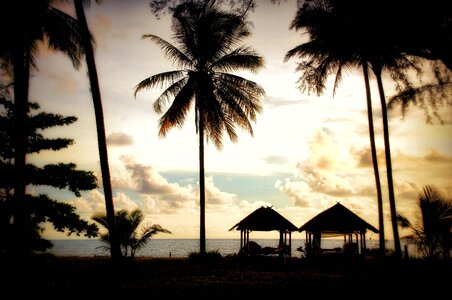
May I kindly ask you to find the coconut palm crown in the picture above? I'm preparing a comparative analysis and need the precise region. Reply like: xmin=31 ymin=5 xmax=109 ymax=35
xmin=134 ymin=1 xmax=265 ymax=149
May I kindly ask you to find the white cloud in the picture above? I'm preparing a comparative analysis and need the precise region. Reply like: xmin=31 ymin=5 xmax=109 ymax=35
xmin=275 ymin=178 xmax=311 ymax=207
xmin=114 ymin=192 xmax=139 ymax=211
xmin=204 ymin=176 xmax=238 ymax=206
xmin=263 ymin=155 xmax=288 ymax=165
xmin=70 ymin=189 xmax=107 ymax=217
xmin=120 ymin=155 xmax=193 ymax=195
xmin=106 ymin=131 xmax=134 ymax=146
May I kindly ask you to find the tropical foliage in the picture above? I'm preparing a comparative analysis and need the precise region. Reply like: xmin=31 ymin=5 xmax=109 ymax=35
xmin=0 ymin=96 xmax=98 ymax=254
xmin=397 ymin=185 xmax=452 ymax=259
xmin=134 ymin=0 xmax=265 ymax=253
xmin=385 ymin=0 xmax=452 ymax=123
xmin=0 ymin=0 xmax=84 ymax=254
xmin=1 ymin=0 xmax=449 ymax=262
xmin=284 ymin=0 xmax=391 ymax=252
xmin=284 ymin=0 xmax=432 ymax=257
xmin=93 ymin=209 xmax=171 ymax=258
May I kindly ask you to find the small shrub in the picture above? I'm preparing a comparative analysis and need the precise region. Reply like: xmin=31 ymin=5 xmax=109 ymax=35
xmin=188 ymin=250 xmax=222 ymax=264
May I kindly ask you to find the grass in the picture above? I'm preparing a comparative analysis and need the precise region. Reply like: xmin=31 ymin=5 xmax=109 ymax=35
xmin=2 ymin=253 xmax=451 ymax=297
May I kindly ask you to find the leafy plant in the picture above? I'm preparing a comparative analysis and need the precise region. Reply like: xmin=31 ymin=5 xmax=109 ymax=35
xmin=0 ymin=97 xmax=98 ymax=254
xmin=93 ymin=208 xmax=171 ymax=257
xmin=188 ymin=249 xmax=222 ymax=264
xmin=397 ymin=185 xmax=452 ymax=259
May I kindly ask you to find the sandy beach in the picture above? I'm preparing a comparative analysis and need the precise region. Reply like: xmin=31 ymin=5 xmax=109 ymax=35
xmin=2 ymin=254 xmax=450 ymax=297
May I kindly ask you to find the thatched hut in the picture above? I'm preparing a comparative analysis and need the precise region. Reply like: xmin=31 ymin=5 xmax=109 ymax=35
xmin=299 ymin=203 xmax=379 ymax=256
xmin=229 ymin=206 xmax=298 ymax=256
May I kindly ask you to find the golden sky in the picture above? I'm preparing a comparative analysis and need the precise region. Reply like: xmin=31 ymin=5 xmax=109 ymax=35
xmin=28 ymin=0 xmax=452 ymax=242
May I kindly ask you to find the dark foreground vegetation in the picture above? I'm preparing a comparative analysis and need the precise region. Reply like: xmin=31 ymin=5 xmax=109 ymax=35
xmin=2 ymin=254 xmax=451 ymax=297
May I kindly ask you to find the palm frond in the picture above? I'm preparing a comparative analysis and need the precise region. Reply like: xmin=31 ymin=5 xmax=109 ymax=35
xmin=143 ymin=34 xmax=193 ymax=68
xmin=129 ymin=208 xmax=144 ymax=231
xmin=199 ymin=89 xmax=225 ymax=149
xmin=216 ymin=84 xmax=255 ymax=123
xmin=134 ymin=70 xmax=185 ymax=97
xmin=153 ymin=77 xmax=188 ymax=113
xmin=215 ymin=73 xmax=264 ymax=115
xmin=158 ymin=77 xmax=195 ymax=137
xmin=210 ymin=46 xmax=264 ymax=73
xmin=205 ymin=15 xmax=251 ymax=61
xmin=332 ymin=62 xmax=346 ymax=96
xmin=222 ymin=114 xmax=239 ymax=143
xmin=387 ymin=81 xmax=452 ymax=122
xmin=45 ymin=7 xmax=83 ymax=68
xmin=396 ymin=213 xmax=412 ymax=229
xmin=223 ymin=100 xmax=253 ymax=137
xmin=91 ymin=214 xmax=109 ymax=229
xmin=129 ymin=224 xmax=170 ymax=256
xmin=284 ymin=43 xmax=308 ymax=62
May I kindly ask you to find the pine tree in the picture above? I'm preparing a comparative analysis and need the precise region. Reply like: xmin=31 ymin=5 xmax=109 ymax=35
xmin=0 ymin=96 xmax=98 ymax=255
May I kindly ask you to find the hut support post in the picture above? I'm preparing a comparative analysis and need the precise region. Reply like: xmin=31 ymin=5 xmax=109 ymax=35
xmin=240 ymin=230 xmax=243 ymax=249
xmin=359 ymin=233 xmax=363 ymax=254
xmin=246 ymin=230 xmax=250 ymax=250
xmin=289 ymin=231 xmax=292 ymax=257
xmin=362 ymin=232 xmax=367 ymax=254
xmin=279 ymin=230 xmax=283 ymax=248
xmin=240 ymin=230 xmax=242 ymax=249
xmin=355 ymin=233 xmax=359 ymax=254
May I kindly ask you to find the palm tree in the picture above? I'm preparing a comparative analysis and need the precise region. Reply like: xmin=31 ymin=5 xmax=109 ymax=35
xmin=0 ymin=0 xmax=83 ymax=252
xmin=284 ymin=0 xmax=387 ymax=253
xmin=93 ymin=208 xmax=171 ymax=258
xmin=362 ymin=62 xmax=385 ymax=254
xmin=286 ymin=0 xmax=427 ymax=258
xmin=361 ymin=3 xmax=424 ymax=258
xmin=397 ymin=185 xmax=452 ymax=259
xmin=73 ymin=0 xmax=121 ymax=260
xmin=134 ymin=1 xmax=265 ymax=254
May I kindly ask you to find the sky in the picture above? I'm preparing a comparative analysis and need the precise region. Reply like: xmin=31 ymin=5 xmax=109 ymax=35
xmin=27 ymin=0 xmax=452 ymax=242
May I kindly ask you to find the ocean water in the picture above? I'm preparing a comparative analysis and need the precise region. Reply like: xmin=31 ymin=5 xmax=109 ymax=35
xmin=46 ymin=238 xmax=405 ymax=258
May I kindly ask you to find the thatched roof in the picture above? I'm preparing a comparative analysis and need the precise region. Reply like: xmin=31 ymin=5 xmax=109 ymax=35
xmin=299 ymin=203 xmax=379 ymax=234
xmin=229 ymin=206 xmax=298 ymax=232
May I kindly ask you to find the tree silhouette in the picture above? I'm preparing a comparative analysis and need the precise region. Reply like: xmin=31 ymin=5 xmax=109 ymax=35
xmin=73 ymin=0 xmax=121 ymax=260
xmin=285 ymin=0 xmax=432 ymax=257
xmin=93 ymin=209 xmax=171 ymax=258
xmin=285 ymin=0 xmax=388 ymax=253
xmin=0 ymin=0 xmax=83 ymax=253
xmin=150 ymin=0 xmax=256 ymax=18
xmin=397 ymin=185 xmax=452 ymax=259
xmin=0 ymin=96 xmax=98 ymax=254
xmin=134 ymin=0 xmax=264 ymax=254
xmin=375 ymin=1 xmax=452 ymax=123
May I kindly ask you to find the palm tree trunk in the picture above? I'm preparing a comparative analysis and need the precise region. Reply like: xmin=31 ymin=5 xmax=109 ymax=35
xmin=12 ymin=41 xmax=30 ymax=252
xmin=374 ymin=66 xmax=402 ymax=258
xmin=74 ymin=0 xmax=121 ymax=260
xmin=199 ymin=116 xmax=206 ymax=254
xmin=362 ymin=62 xmax=385 ymax=253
